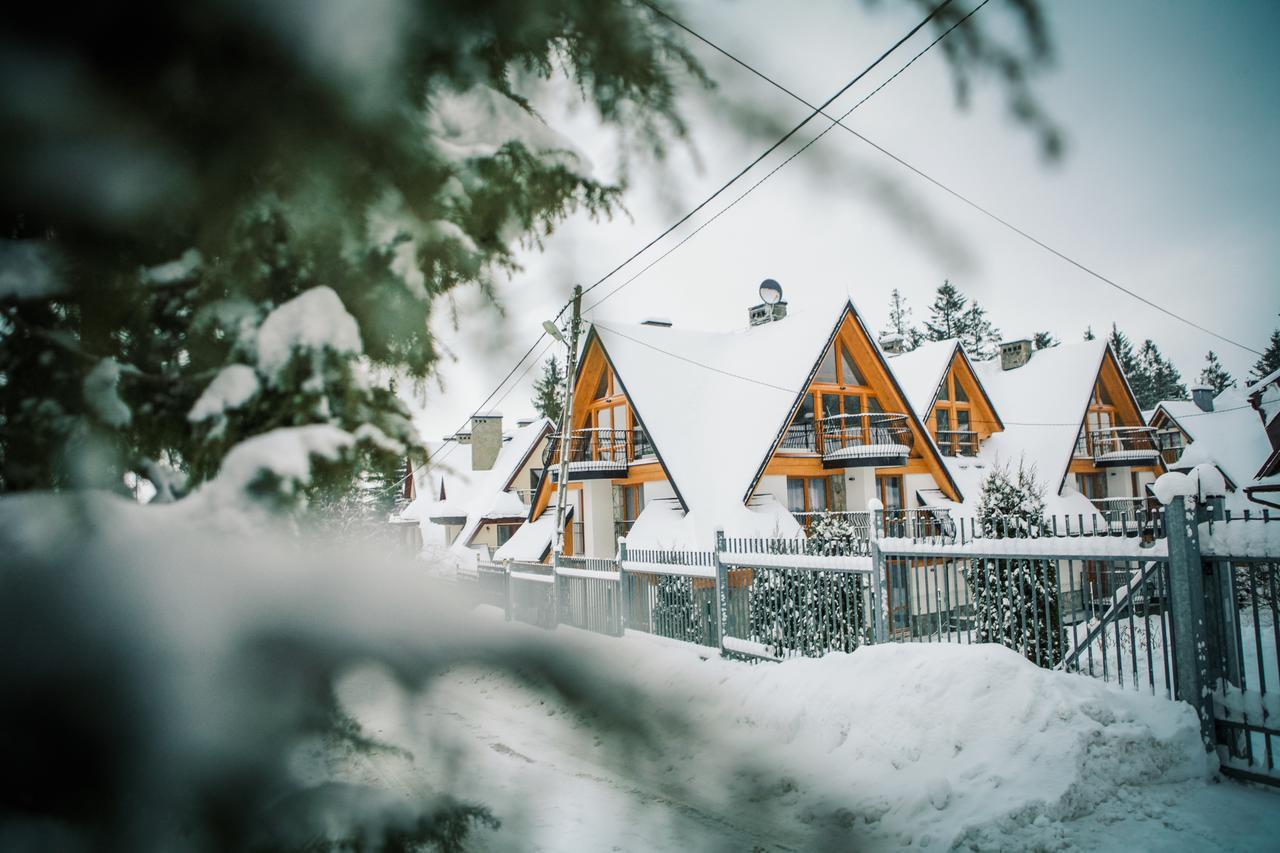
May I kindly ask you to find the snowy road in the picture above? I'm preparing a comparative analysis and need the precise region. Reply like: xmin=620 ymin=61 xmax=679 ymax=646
xmin=333 ymin=621 xmax=1280 ymax=852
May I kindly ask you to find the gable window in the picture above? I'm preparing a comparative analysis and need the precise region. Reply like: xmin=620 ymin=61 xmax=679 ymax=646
xmin=933 ymin=366 xmax=977 ymax=456
xmin=586 ymin=365 xmax=630 ymax=461
xmin=1076 ymin=381 xmax=1117 ymax=458
xmin=1157 ymin=427 xmax=1185 ymax=465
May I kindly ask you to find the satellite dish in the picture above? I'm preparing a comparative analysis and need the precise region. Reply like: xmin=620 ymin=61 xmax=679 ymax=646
xmin=759 ymin=278 xmax=783 ymax=305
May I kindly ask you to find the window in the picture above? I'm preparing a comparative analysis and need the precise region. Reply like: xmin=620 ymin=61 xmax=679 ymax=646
xmin=585 ymin=365 xmax=630 ymax=462
xmin=786 ymin=475 xmax=844 ymax=529
xmin=876 ymin=474 xmax=904 ymax=511
xmin=1076 ymin=473 xmax=1107 ymax=500
xmin=496 ymin=523 xmax=520 ymax=547
xmin=933 ymin=364 xmax=977 ymax=456
xmin=1079 ymin=380 xmax=1117 ymax=458
xmin=615 ymin=483 xmax=644 ymax=537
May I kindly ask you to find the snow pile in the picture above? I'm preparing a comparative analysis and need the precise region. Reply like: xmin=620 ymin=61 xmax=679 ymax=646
xmin=1200 ymin=518 xmax=1280 ymax=558
xmin=254 ymin=286 xmax=362 ymax=384
xmin=188 ymin=364 xmax=261 ymax=428
xmin=82 ymin=357 xmax=132 ymax=427
xmin=377 ymin=628 xmax=1222 ymax=852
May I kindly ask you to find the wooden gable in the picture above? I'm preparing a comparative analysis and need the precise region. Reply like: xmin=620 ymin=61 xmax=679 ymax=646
xmin=927 ymin=346 xmax=1004 ymax=441
xmin=759 ymin=303 xmax=963 ymax=502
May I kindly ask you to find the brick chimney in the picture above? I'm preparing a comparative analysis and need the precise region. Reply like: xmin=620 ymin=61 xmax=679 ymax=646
xmin=1000 ymin=339 xmax=1033 ymax=371
xmin=1191 ymin=384 xmax=1214 ymax=412
xmin=470 ymin=412 xmax=502 ymax=471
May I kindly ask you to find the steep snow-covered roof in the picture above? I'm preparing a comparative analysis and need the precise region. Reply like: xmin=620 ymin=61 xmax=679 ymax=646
xmin=401 ymin=417 xmax=550 ymax=552
xmin=493 ymin=506 xmax=564 ymax=562
xmin=972 ymin=340 xmax=1108 ymax=494
xmin=1172 ymin=405 xmax=1271 ymax=497
xmin=885 ymin=339 xmax=957 ymax=418
xmin=1150 ymin=399 xmax=1202 ymax=428
xmin=592 ymin=297 xmax=846 ymax=544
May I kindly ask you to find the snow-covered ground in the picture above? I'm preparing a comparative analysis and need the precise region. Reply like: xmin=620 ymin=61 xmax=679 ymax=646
xmin=331 ymin=615 xmax=1280 ymax=852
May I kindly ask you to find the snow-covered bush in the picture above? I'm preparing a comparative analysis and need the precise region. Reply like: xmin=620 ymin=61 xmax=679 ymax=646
xmin=748 ymin=514 xmax=869 ymax=658
xmin=965 ymin=462 xmax=1067 ymax=668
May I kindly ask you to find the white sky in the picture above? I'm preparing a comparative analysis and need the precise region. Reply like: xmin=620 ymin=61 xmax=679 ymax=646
xmin=411 ymin=0 xmax=1280 ymax=441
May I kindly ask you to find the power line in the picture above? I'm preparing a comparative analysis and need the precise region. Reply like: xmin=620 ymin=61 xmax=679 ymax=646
xmin=573 ymin=0 xmax=958 ymax=307
xmin=584 ymin=0 xmax=989 ymax=316
xmin=639 ymin=1 xmax=1263 ymax=357
xmin=420 ymin=0 xmax=964 ymax=481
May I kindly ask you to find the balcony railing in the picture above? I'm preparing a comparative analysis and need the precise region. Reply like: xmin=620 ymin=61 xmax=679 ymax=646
xmin=935 ymin=429 xmax=979 ymax=457
xmin=1079 ymin=426 xmax=1161 ymax=466
xmin=819 ymin=413 xmax=913 ymax=466
xmin=543 ymin=428 xmax=644 ymax=480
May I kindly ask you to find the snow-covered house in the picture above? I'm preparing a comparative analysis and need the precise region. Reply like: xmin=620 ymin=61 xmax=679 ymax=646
xmin=399 ymin=414 xmax=552 ymax=569
xmin=969 ymin=339 xmax=1164 ymax=515
xmin=1145 ymin=370 xmax=1280 ymax=509
xmin=510 ymin=296 xmax=967 ymax=558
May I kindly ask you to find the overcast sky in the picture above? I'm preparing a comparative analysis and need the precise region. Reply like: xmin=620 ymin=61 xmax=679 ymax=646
xmin=411 ymin=0 xmax=1280 ymax=441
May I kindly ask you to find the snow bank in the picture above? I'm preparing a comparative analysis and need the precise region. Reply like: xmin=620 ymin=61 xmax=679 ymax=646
xmin=255 ymin=286 xmax=362 ymax=384
xmin=404 ymin=628 xmax=1215 ymax=852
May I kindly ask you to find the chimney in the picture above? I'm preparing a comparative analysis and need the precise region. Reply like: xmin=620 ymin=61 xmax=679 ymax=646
xmin=999 ymin=339 xmax=1033 ymax=371
xmin=470 ymin=412 xmax=502 ymax=471
xmin=640 ymin=318 xmax=673 ymax=328
xmin=1191 ymin=384 xmax=1214 ymax=412
xmin=879 ymin=331 xmax=905 ymax=355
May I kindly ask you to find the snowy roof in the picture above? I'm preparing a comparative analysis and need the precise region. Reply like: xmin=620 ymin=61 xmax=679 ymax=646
xmin=592 ymin=295 xmax=863 ymax=545
xmin=1168 ymin=405 xmax=1271 ymax=496
xmin=972 ymin=340 xmax=1109 ymax=494
xmin=884 ymin=339 xmax=957 ymax=418
xmin=492 ymin=506 xmax=566 ymax=562
xmin=401 ymin=417 xmax=551 ymax=555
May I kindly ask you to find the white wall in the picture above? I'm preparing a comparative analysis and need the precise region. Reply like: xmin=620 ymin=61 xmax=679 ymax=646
xmin=843 ymin=469 xmax=876 ymax=511
xmin=903 ymin=473 xmax=935 ymax=509
xmin=581 ymin=478 xmax=616 ymax=558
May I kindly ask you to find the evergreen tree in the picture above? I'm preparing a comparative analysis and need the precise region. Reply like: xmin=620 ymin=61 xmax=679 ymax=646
xmin=1135 ymin=339 xmax=1186 ymax=408
xmin=882 ymin=288 xmax=921 ymax=352
xmin=1033 ymin=331 xmax=1059 ymax=350
xmin=1253 ymin=324 xmax=1280 ymax=380
xmin=924 ymin=280 xmax=967 ymax=341
xmin=959 ymin=301 xmax=1002 ymax=360
xmin=1083 ymin=326 xmax=1096 ymax=341
xmin=964 ymin=462 xmax=1066 ymax=668
xmin=1199 ymin=351 xmax=1235 ymax=395
xmin=747 ymin=514 xmax=869 ymax=658
xmin=532 ymin=355 xmax=566 ymax=425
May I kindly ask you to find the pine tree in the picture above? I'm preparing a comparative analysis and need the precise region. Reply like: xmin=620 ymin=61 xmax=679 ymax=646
xmin=924 ymin=280 xmax=967 ymax=341
xmin=1135 ymin=339 xmax=1186 ymax=408
xmin=959 ymin=301 xmax=1002 ymax=360
xmin=1253 ymin=324 xmax=1280 ymax=380
xmin=883 ymin=288 xmax=920 ymax=352
xmin=747 ymin=514 xmax=868 ymax=658
xmin=532 ymin=355 xmax=566 ymax=425
xmin=964 ymin=462 xmax=1066 ymax=668
xmin=1083 ymin=326 xmax=1096 ymax=341
xmin=1199 ymin=351 xmax=1235 ymax=395
xmin=1033 ymin=331 xmax=1059 ymax=350
xmin=1107 ymin=323 xmax=1151 ymax=403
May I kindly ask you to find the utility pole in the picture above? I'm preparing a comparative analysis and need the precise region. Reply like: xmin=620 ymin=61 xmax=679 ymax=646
xmin=551 ymin=285 xmax=582 ymax=560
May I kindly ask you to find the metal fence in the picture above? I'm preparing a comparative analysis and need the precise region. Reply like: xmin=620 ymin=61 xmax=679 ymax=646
xmin=447 ymin=500 xmax=1280 ymax=786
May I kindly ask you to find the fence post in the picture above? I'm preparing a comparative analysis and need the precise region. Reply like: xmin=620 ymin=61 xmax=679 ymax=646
xmin=714 ymin=528 xmax=727 ymax=656
xmin=617 ymin=537 xmax=630 ymax=637
xmin=502 ymin=560 xmax=513 ymax=622
xmin=1165 ymin=494 xmax=1213 ymax=750
xmin=870 ymin=504 xmax=889 ymax=644
xmin=550 ymin=552 xmax=561 ymax=630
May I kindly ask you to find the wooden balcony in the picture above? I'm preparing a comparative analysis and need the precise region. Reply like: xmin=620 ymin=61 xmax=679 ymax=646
xmin=1078 ymin=427 xmax=1161 ymax=467
xmin=782 ymin=413 xmax=914 ymax=467
xmin=544 ymin=428 xmax=646 ymax=481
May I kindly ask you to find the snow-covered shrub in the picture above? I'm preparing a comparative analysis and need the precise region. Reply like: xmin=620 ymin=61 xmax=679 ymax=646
xmin=965 ymin=462 xmax=1067 ymax=668
xmin=748 ymin=514 xmax=869 ymax=658
xmin=652 ymin=574 xmax=713 ymax=645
